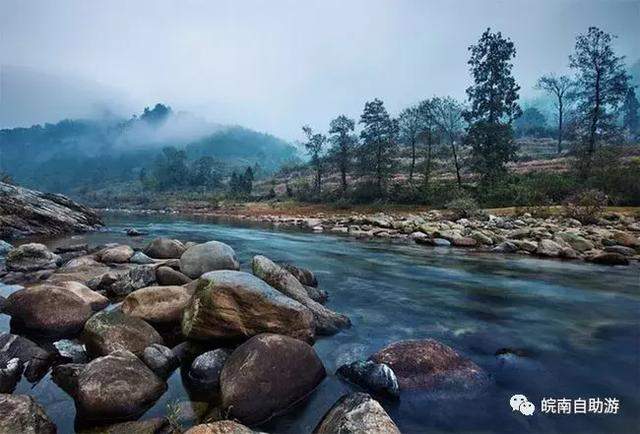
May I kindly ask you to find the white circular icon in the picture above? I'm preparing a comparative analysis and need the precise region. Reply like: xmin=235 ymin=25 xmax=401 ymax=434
xmin=510 ymin=394 xmax=535 ymax=416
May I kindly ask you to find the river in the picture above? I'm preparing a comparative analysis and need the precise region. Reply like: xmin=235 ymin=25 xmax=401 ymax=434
xmin=1 ymin=213 xmax=639 ymax=433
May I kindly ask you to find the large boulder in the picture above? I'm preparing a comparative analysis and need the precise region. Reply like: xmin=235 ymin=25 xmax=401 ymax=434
xmin=337 ymin=360 xmax=399 ymax=399
xmin=251 ymin=255 xmax=350 ymax=335
xmin=144 ymin=238 xmax=186 ymax=259
xmin=611 ymin=230 xmax=640 ymax=248
xmin=4 ymin=284 xmax=93 ymax=337
xmin=5 ymin=243 xmax=60 ymax=272
xmin=186 ymin=349 xmax=230 ymax=393
xmin=555 ymin=232 xmax=594 ymax=252
xmin=220 ymin=333 xmax=326 ymax=425
xmin=0 ymin=394 xmax=56 ymax=434
xmin=0 ymin=181 xmax=103 ymax=239
xmin=313 ymin=393 xmax=400 ymax=434
xmin=121 ymin=285 xmax=193 ymax=325
xmin=71 ymin=350 xmax=167 ymax=421
xmin=54 ymin=281 xmax=109 ymax=311
xmin=180 ymin=241 xmax=240 ymax=279
xmin=97 ymin=245 xmax=134 ymax=264
xmin=536 ymin=239 xmax=563 ymax=257
xmin=156 ymin=266 xmax=191 ymax=285
xmin=182 ymin=271 xmax=315 ymax=343
xmin=185 ymin=421 xmax=255 ymax=434
xmin=0 ymin=332 xmax=53 ymax=382
xmin=369 ymin=339 xmax=490 ymax=396
xmin=82 ymin=310 xmax=164 ymax=357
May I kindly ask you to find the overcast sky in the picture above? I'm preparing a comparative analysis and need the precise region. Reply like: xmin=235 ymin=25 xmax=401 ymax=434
xmin=1 ymin=0 xmax=638 ymax=140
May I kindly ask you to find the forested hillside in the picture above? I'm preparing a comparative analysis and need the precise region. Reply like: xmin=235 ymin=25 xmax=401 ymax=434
xmin=0 ymin=104 xmax=299 ymax=196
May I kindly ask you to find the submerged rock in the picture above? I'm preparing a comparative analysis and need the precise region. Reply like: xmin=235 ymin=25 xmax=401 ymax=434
xmin=369 ymin=339 xmax=490 ymax=397
xmin=182 ymin=270 xmax=315 ymax=343
xmin=337 ymin=360 xmax=399 ymax=399
xmin=72 ymin=350 xmax=167 ymax=421
xmin=144 ymin=237 xmax=186 ymax=259
xmin=180 ymin=241 xmax=240 ymax=279
xmin=587 ymin=251 xmax=630 ymax=266
xmin=251 ymin=255 xmax=350 ymax=335
xmin=4 ymin=284 xmax=94 ymax=337
xmin=0 ymin=394 xmax=56 ymax=434
xmin=220 ymin=333 xmax=326 ymax=425
xmin=121 ymin=285 xmax=193 ymax=325
xmin=313 ymin=392 xmax=400 ymax=434
xmin=5 ymin=243 xmax=60 ymax=272
xmin=82 ymin=310 xmax=164 ymax=357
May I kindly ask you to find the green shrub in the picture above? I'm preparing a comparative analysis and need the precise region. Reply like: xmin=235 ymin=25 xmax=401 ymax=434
xmin=445 ymin=192 xmax=484 ymax=220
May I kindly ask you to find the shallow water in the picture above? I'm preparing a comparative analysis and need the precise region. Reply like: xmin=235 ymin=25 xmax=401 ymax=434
xmin=1 ymin=213 xmax=639 ymax=433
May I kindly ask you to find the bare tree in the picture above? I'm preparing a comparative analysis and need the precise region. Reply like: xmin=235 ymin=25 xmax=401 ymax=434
xmin=302 ymin=125 xmax=327 ymax=196
xmin=398 ymin=105 xmax=423 ymax=183
xmin=432 ymin=96 xmax=466 ymax=187
xmin=536 ymin=74 xmax=573 ymax=154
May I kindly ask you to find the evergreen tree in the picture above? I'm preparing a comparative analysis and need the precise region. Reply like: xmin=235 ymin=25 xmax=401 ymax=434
xmin=536 ymin=74 xmax=574 ymax=153
xmin=569 ymin=27 xmax=631 ymax=174
xmin=241 ymin=166 xmax=254 ymax=195
xmin=328 ymin=115 xmax=357 ymax=194
xmin=302 ymin=125 xmax=327 ymax=196
xmin=464 ymin=28 xmax=521 ymax=183
xmin=358 ymin=98 xmax=399 ymax=197
xmin=622 ymin=87 xmax=639 ymax=139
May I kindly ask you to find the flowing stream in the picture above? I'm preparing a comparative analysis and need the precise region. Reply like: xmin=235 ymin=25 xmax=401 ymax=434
xmin=1 ymin=213 xmax=639 ymax=433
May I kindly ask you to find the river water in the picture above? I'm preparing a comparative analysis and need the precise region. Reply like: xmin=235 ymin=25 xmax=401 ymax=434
xmin=1 ymin=213 xmax=639 ymax=433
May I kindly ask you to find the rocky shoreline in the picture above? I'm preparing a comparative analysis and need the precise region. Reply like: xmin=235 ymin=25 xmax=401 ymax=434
xmin=102 ymin=206 xmax=640 ymax=266
xmin=0 ymin=235 xmax=494 ymax=433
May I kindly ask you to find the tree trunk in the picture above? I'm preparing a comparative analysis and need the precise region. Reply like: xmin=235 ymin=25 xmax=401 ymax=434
xmin=586 ymin=70 xmax=602 ymax=176
xmin=376 ymin=142 xmax=383 ymax=197
xmin=409 ymin=138 xmax=416 ymax=183
xmin=450 ymin=136 xmax=462 ymax=188
xmin=557 ymin=99 xmax=563 ymax=154
xmin=423 ymin=131 xmax=432 ymax=190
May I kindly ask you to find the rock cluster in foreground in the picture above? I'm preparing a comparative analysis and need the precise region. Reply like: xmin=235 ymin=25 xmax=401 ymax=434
xmin=0 ymin=235 xmax=492 ymax=432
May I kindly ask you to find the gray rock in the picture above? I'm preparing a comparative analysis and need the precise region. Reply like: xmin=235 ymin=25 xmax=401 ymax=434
xmin=0 ymin=332 xmax=52 ymax=382
xmin=125 ymin=228 xmax=147 ymax=237
xmin=587 ymin=252 xmax=630 ymax=266
xmin=51 ymin=363 xmax=85 ymax=396
xmin=279 ymin=263 xmax=318 ymax=287
xmin=0 ymin=358 xmax=23 ymax=393
xmin=54 ymin=339 xmax=88 ymax=363
xmin=5 ymin=243 xmax=60 ymax=272
xmin=97 ymin=245 xmax=134 ymax=263
xmin=0 ymin=240 xmax=13 ymax=256
xmin=82 ymin=310 xmax=164 ymax=357
xmin=536 ymin=239 xmax=563 ymax=257
xmin=182 ymin=271 xmax=315 ymax=343
xmin=492 ymin=241 xmax=519 ymax=253
xmin=337 ymin=360 xmax=399 ymax=399
xmin=142 ymin=344 xmax=179 ymax=378
xmin=55 ymin=243 xmax=89 ymax=254
xmin=313 ymin=393 xmax=401 ymax=434
xmin=0 ymin=394 xmax=56 ymax=434
xmin=108 ymin=265 xmax=156 ymax=297
xmin=180 ymin=241 xmax=240 ymax=279
xmin=433 ymin=238 xmax=451 ymax=247
xmin=304 ymin=285 xmax=328 ymax=304
xmin=129 ymin=251 xmax=155 ymax=264
xmin=0 ymin=181 xmax=103 ymax=239
xmin=187 ymin=349 xmax=230 ymax=393
xmin=252 ymin=255 xmax=350 ymax=335
xmin=604 ymin=245 xmax=636 ymax=256
xmin=144 ymin=238 xmax=186 ymax=259
xmin=73 ymin=350 xmax=166 ymax=421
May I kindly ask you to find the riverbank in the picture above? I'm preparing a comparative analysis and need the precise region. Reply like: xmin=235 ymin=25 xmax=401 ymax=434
xmin=98 ymin=201 xmax=640 ymax=266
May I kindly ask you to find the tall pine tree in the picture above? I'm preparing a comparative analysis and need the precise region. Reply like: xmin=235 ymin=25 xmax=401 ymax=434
xmin=464 ymin=28 xmax=521 ymax=183
xmin=328 ymin=115 xmax=357 ymax=194
xmin=358 ymin=99 xmax=399 ymax=198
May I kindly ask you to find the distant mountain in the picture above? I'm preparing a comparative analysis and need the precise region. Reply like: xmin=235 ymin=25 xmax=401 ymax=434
xmin=0 ymin=104 xmax=300 ymax=195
